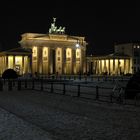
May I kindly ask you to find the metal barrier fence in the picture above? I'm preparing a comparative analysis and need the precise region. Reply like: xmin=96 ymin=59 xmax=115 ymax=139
xmin=0 ymin=77 xmax=139 ymax=106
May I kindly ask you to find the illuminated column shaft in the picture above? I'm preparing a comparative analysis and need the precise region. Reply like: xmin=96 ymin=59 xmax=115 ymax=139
xmin=108 ymin=59 xmax=110 ymax=75
xmin=100 ymin=60 xmax=103 ymax=74
xmin=118 ymin=59 xmax=120 ymax=75
xmin=0 ymin=57 xmax=1 ymax=75
xmin=101 ymin=60 xmax=103 ymax=74
xmin=26 ymin=56 xmax=29 ymax=74
xmin=42 ymin=47 xmax=49 ymax=75
xmin=47 ymin=47 xmax=50 ymax=74
xmin=130 ymin=58 xmax=133 ymax=74
xmin=124 ymin=59 xmax=126 ymax=74
xmin=98 ymin=59 xmax=100 ymax=74
xmin=98 ymin=60 xmax=100 ymax=74
xmin=83 ymin=50 xmax=86 ymax=74
xmin=22 ymin=56 xmax=24 ymax=74
xmin=102 ymin=60 xmax=104 ymax=73
xmin=80 ymin=49 xmax=84 ymax=74
xmin=71 ymin=49 xmax=74 ymax=74
xmin=104 ymin=59 xmax=106 ymax=72
xmin=61 ymin=48 xmax=64 ymax=74
xmin=97 ymin=60 xmax=99 ymax=74
xmin=27 ymin=56 xmax=30 ymax=74
xmin=38 ymin=47 xmax=43 ymax=74
xmin=66 ymin=48 xmax=72 ymax=74
xmin=6 ymin=55 xmax=8 ymax=69
xmin=108 ymin=59 xmax=110 ymax=74
xmin=126 ymin=59 xmax=129 ymax=73
xmin=32 ymin=46 xmax=38 ymax=74
xmin=61 ymin=48 xmax=65 ymax=74
xmin=128 ymin=59 xmax=131 ymax=73
xmin=128 ymin=59 xmax=130 ymax=74
xmin=100 ymin=60 xmax=102 ymax=74
xmin=105 ymin=60 xmax=107 ymax=73
xmin=101 ymin=60 xmax=102 ymax=74
xmin=76 ymin=48 xmax=80 ymax=74
xmin=24 ymin=56 xmax=27 ymax=74
xmin=13 ymin=56 xmax=15 ymax=70
xmin=110 ymin=59 xmax=113 ymax=75
xmin=72 ymin=49 xmax=76 ymax=74
xmin=56 ymin=47 xmax=63 ymax=74
xmin=49 ymin=48 xmax=53 ymax=74
xmin=121 ymin=59 xmax=124 ymax=73
xmin=2 ymin=57 xmax=4 ymax=73
xmin=115 ymin=59 xmax=118 ymax=75
xmin=112 ymin=59 xmax=114 ymax=75
xmin=99 ymin=60 xmax=101 ymax=74
xmin=113 ymin=59 xmax=115 ymax=75
xmin=3 ymin=56 xmax=6 ymax=72
xmin=95 ymin=60 xmax=97 ymax=74
xmin=28 ymin=56 xmax=31 ymax=73
xmin=62 ymin=48 xmax=66 ymax=74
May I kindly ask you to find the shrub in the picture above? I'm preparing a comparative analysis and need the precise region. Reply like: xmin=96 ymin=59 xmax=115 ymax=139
xmin=125 ymin=72 xmax=140 ymax=99
xmin=2 ymin=69 xmax=18 ymax=79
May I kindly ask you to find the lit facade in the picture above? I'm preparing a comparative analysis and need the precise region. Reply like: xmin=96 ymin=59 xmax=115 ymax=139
xmin=114 ymin=43 xmax=140 ymax=73
xmin=87 ymin=43 xmax=140 ymax=75
xmin=0 ymin=48 xmax=31 ymax=75
xmin=19 ymin=18 xmax=87 ymax=75
xmin=87 ymin=54 xmax=131 ymax=75
xmin=0 ymin=18 xmax=139 ymax=76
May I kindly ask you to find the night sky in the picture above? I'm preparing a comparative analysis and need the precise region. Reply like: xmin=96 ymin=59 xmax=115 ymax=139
xmin=0 ymin=2 xmax=140 ymax=55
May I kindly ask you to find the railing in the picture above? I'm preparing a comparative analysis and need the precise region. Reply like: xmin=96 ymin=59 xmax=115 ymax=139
xmin=0 ymin=76 xmax=139 ymax=106
xmin=21 ymin=74 xmax=131 ymax=82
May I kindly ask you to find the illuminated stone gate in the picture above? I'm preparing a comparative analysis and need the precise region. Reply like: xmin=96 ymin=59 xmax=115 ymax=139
xmin=20 ymin=18 xmax=87 ymax=75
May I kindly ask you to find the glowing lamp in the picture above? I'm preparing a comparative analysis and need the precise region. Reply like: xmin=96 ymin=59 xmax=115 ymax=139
xmin=76 ymin=43 xmax=80 ymax=48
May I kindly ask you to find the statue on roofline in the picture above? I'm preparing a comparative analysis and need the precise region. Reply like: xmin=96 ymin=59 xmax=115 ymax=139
xmin=49 ymin=17 xmax=66 ymax=34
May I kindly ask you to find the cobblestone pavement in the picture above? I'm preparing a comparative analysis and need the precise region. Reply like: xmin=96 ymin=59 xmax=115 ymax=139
xmin=0 ymin=90 xmax=140 ymax=140
xmin=0 ymin=107 xmax=53 ymax=140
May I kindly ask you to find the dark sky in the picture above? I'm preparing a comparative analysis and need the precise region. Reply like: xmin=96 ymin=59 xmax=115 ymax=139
xmin=0 ymin=2 xmax=140 ymax=55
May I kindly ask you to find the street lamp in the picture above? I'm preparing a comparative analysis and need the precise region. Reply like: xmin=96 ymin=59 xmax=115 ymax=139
xmin=75 ymin=43 xmax=80 ymax=48
xmin=75 ymin=39 xmax=80 ymax=48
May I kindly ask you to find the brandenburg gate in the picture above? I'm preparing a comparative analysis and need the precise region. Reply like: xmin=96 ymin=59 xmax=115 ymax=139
xmin=19 ymin=18 xmax=87 ymax=75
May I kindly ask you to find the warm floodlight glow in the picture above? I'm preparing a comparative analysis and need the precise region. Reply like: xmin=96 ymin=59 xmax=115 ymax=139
xmin=76 ymin=43 xmax=80 ymax=48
